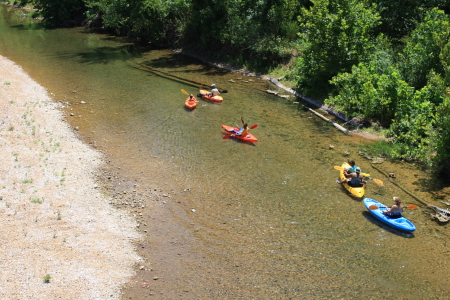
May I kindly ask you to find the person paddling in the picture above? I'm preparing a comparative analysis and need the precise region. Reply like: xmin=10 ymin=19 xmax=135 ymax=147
xmin=344 ymin=159 xmax=357 ymax=178
xmin=188 ymin=94 xmax=198 ymax=102
xmin=382 ymin=197 xmax=404 ymax=218
xmin=337 ymin=167 xmax=367 ymax=186
xmin=234 ymin=116 xmax=249 ymax=136
xmin=209 ymin=84 xmax=220 ymax=97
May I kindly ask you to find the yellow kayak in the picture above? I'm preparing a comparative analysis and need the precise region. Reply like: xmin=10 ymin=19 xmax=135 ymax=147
xmin=339 ymin=162 xmax=365 ymax=198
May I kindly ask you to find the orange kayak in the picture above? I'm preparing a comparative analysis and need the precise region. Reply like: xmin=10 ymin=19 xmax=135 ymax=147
xmin=185 ymin=96 xmax=198 ymax=110
xmin=222 ymin=125 xmax=258 ymax=142
xmin=199 ymin=90 xmax=223 ymax=103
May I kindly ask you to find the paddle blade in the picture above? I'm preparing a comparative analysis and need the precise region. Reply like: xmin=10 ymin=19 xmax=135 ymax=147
xmin=368 ymin=205 xmax=380 ymax=210
xmin=373 ymin=179 xmax=384 ymax=185
xmin=407 ymin=204 xmax=418 ymax=210
xmin=250 ymin=124 xmax=258 ymax=129
xmin=221 ymin=90 xmax=228 ymax=93
xmin=181 ymin=89 xmax=189 ymax=95
xmin=361 ymin=172 xmax=371 ymax=177
xmin=334 ymin=166 xmax=344 ymax=171
xmin=223 ymin=134 xmax=233 ymax=139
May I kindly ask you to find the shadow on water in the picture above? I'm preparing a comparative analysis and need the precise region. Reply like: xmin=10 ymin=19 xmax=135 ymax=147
xmin=221 ymin=136 xmax=257 ymax=146
xmin=142 ymin=52 xmax=231 ymax=76
xmin=361 ymin=211 xmax=415 ymax=238
xmin=53 ymin=45 xmax=141 ymax=65
xmin=129 ymin=62 xmax=218 ymax=90
xmin=10 ymin=22 xmax=43 ymax=30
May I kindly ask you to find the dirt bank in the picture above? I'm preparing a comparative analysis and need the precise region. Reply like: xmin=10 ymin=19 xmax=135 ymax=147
xmin=0 ymin=55 xmax=141 ymax=299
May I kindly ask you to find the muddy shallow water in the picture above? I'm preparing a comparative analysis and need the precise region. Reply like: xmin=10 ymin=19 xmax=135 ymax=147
xmin=1 ymin=5 xmax=450 ymax=299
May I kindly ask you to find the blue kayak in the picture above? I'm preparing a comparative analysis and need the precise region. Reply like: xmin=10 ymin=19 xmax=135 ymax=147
xmin=363 ymin=198 xmax=416 ymax=232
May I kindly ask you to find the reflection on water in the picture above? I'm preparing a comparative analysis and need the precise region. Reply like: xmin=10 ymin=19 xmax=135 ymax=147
xmin=1 ymin=4 xmax=449 ymax=299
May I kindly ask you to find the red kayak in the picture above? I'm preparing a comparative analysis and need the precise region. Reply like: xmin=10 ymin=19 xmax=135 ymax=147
xmin=185 ymin=95 xmax=198 ymax=110
xmin=199 ymin=90 xmax=223 ymax=103
xmin=222 ymin=125 xmax=258 ymax=142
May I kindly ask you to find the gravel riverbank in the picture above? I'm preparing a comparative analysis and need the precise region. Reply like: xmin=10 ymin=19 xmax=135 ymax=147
xmin=0 ymin=55 xmax=141 ymax=299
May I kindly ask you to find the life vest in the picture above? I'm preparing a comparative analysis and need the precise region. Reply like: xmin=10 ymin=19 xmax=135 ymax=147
xmin=234 ymin=127 xmax=249 ymax=136
xmin=350 ymin=177 xmax=363 ymax=185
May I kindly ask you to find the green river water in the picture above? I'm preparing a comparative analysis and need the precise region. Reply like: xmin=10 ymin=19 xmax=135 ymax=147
xmin=1 ymin=4 xmax=450 ymax=299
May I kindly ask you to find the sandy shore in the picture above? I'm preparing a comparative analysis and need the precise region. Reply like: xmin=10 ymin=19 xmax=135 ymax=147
xmin=0 ymin=56 xmax=141 ymax=299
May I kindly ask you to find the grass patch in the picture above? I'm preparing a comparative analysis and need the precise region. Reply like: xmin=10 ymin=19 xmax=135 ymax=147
xmin=359 ymin=140 xmax=406 ymax=159
xmin=43 ymin=274 xmax=51 ymax=283
xmin=31 ymin=197 xmax=43 ymax=204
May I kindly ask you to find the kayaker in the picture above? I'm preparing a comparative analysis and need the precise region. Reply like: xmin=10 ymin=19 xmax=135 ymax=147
xmin=209 ymin=84 xmax=220 ymax=97
xmin=344 ymin=159 xmax=357 ymax=178
xmin=382 ymin=197 xmax=404 ymax=218
xmin=234 ymin=116 xmax=249 ymax=136
xmin=237 ymin=123 xmax=249 ymax=136
xmin=189 ymin=94 xmax=198 ymax=102
xmin=337 ymin=167 xmax=367 ymax=186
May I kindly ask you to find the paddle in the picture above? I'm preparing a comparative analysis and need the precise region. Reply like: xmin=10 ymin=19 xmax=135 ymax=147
xmin=333 ymin=166 xmax=370 ymax=177
xmin=369 ymin=204 xmax=418 ymax=210
xmin=223 ymin=124 xmax=258 ymax=139
xmin=370 ymin=178 xmax=384 ymax=185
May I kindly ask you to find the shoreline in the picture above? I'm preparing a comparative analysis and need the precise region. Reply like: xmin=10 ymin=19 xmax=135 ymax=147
xmin=0 ymin=55 xmax=141 ymax=299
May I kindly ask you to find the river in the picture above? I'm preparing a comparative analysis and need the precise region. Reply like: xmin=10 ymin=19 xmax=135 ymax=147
xmin=1 ymin=4 xmax=449 ymax=299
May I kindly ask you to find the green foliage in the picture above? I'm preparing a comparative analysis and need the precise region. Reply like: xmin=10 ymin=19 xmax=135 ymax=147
xmin=360 ymin=139 xmax=407 ymax=159
xmin=398 ymin=8 xmax=450 ymax=90
xmin=387 ymin=88 xmax=438 ymax=163
xmin=295 ymin=0 xmax=381 ymax=96
xmin=368 ymin=0 xmax=450 ymax=40
xmin=324 ymin=7 xmax=450 ymax=174
xmin=184 ymin=0 xmax=303 ymax=71
xmin=183 ymin=0 xmax=229 ymax=48
xmin=33 ymin=0 xmax=86 ymax=27
xmin=326 ymin=58 xmax=412 ymax=127
xmin=87 ymin=0 xmax=189 ymax=45
xmin=433 ymin=93 xmax=450 ymax=178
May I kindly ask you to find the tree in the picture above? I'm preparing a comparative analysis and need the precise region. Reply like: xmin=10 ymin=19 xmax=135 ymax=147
xmin=295 ymin=0 xmax=381 ymax=97
xmin=326 ymin=60 xmax=413 ymax=127
xmin=87 ymin=0 xmax=189 ymax=45
xmin=184 ymin=0 xmax=304 ymax=71
xmin=434 ymin=92 xmax=450 ymax=179
xmin=368 ymin=0 xmax=450 ymax=40
xmin=33 ymin=0 xmax=86 ymax=27
xmin=399 ymin=8 xmax=450 ymax=91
